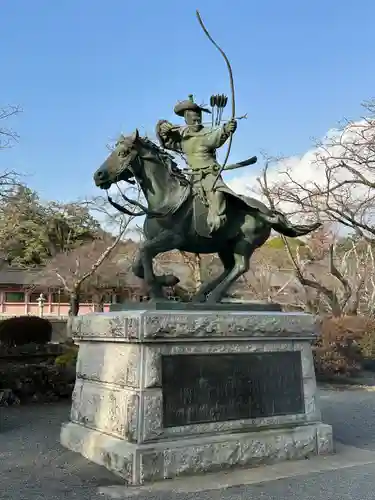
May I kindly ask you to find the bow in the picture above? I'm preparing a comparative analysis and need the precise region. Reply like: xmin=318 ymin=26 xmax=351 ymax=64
xmin=196 ymin=10 xmax=235 ymax=188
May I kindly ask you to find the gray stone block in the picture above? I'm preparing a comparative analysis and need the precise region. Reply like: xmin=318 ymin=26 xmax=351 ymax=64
xmin=61 ymin=309 xmax=333 ymax=485
xmin=72 ymin=310 xmax=319 ymax=340
xmin=61 ymin=421 xmax=333 ymax=485
xmin=76 ymin=342 xmax=141 ymax=388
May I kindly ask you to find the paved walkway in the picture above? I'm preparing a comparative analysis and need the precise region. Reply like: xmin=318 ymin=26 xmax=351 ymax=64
xmin=1 ymin=388 xmax=375 ymax=499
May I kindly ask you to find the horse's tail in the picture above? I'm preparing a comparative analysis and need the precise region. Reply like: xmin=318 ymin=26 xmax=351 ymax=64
xmin=269 ymin=211 xmax=322 ymax=237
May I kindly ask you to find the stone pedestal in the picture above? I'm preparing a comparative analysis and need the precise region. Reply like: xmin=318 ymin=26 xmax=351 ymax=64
xmin=60 ymin=309 xmax=333 ymax=485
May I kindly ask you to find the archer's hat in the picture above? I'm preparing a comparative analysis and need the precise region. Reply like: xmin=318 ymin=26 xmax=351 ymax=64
xmin=174 ymin=94 xmax=211 ymax=117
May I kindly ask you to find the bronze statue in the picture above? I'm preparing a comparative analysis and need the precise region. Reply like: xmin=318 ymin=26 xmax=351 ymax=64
xmin=92 ymin=10 xmax=321 ymax=303
xmin=93 ymin=129 xmax=320 ymax=303
xmin=157 ymin=95 xmax=247 ymax=234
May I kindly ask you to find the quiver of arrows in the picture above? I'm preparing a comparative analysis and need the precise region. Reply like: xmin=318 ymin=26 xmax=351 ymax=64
xmin=210 ymin=94 xmax=228 ymax=127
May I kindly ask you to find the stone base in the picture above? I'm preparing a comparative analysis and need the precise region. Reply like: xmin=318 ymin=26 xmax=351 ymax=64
xmin=61 ymin=309 xmax=333 ymax=486
xmin=61 ymin=421 xmax=333 ymax=485
xmin=109 ymin=301 xmax=282 ymax=312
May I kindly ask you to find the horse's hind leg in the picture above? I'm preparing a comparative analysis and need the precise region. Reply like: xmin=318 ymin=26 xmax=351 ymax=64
xmin=191 ymin=249 xmax=235 ymax=303
xmin=205 ymin=215 xmax=271 ymax=303
xmin=205 ymin=246 xmax=252 ymax=304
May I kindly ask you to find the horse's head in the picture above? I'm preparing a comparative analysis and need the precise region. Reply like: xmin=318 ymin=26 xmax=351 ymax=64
xmin=94 ymin=130 xmax=187 ymax=194
xmin=94 ymin=130 xmax=141 ymax=190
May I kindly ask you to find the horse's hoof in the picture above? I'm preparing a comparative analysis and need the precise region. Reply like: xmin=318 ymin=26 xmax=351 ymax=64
xmin=191 ymin=295 xmax=207 ymax=303
xmin=205 ymin=295 xmax=221 ymax=305
xmin=164 ymin=274 xmax=180 ymax=287
xmin=148 ymin=295 xmax=167 ymax=302
xmin=147 ymin=284 xmax=166 ymax=300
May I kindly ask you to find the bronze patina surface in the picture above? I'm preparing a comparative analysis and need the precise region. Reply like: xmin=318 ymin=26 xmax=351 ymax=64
xmin=93 ymin=11 xmax=321 ymax=304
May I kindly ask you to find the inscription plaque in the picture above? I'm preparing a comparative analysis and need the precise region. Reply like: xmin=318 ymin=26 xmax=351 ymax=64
xmin=162 ymin=352 xmax=305 ymax=428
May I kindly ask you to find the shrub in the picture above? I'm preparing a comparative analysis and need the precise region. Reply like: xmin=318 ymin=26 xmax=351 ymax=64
xmin=357 ymin=329 xmax=375 ymax=367
xmin=0 ymin=343 xmax=64 ymax=365
xmin=0 ymin=363 xmax=75 ymax=404
xmin=55 ymin=346 xmax=78 ymax=367
xmin=314 ymin=315 xmax=375 ymax=378
xmin=318 ymin=315 xmax=373 ymax=345
xmin=0 ymin=316 xmax=52 ymax=347
xmin=313 ymin=346 xmax=362 ymax=379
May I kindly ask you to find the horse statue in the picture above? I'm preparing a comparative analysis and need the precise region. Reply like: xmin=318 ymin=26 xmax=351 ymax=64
xmin=93 ymin=130 xmax=321 ymax=303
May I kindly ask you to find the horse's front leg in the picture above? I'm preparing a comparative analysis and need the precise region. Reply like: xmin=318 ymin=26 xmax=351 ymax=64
xmin=132 ymin=250 xmax=180 ymax=288
xmin=138 ymin=230 xmax=183 ymax=299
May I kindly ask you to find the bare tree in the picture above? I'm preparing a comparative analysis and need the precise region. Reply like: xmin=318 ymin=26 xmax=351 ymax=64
xmin=151 ymin=250 xmax=219 ymax=298
xmin=82 ymin=248 xmax=136 ymax=312
xmin=178 ymin=252 xmax=203 ymax=293
xmin=36 ymin=209 xmax=133 ymax=316
xmin=83 ymin=192 xmax=129 ymax=232
xmin=0 ymin=104 xmax=21 ymax=149
xmin=256 ymin=163 xmax=374 ymax=316
xmin=175 ymin=252 xmax=219 ymax=295
xmin=0 ymin=171 xmax=22 ymax=204
xmin=0 ymin=105 xmax=23 ymax=203
xmin=342 ymin=242 xmax=375 ymax=317
xmin=238 ymin=249 xmax=298 ymax=305
xmin=256 ymin=100 xmax=375 ymax=240
xmin=244 ymin=235 xmax=372 ymax=316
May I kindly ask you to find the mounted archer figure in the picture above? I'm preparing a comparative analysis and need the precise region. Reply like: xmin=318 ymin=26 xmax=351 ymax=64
xmin=156 ymin=94 xmax=256 ymax=235
xmin=93 ymin=10 xmax=322 ymax=304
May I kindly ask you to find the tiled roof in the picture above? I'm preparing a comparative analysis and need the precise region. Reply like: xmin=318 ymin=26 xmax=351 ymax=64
xmin=0 ymin=266 xmax=42 ymax=286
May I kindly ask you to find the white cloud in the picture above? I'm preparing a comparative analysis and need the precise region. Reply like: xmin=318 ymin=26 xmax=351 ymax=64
xmin=227 ymin=127 xmax=340 ymax=195
xmin=227 ymin=118 xmax=375 ymax=224
xmin=90 ymin=115 xmax=375 ymax=237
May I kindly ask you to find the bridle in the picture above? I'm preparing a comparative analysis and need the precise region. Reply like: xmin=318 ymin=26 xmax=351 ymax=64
xmin=106 ymin=141 xmax=187 ymax=219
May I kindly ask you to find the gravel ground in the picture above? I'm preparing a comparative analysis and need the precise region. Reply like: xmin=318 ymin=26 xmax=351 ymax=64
xmin=0 ymin=401 xmax=124 ymax=500
xmin=1 ymin=389 xmax=375 ymax=500
xmin=319 ymin=388 xmax=375 ymax=450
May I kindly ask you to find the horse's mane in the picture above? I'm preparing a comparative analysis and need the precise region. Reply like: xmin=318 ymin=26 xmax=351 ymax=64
xmin=140 ymin=135 xmax=189 ymax=185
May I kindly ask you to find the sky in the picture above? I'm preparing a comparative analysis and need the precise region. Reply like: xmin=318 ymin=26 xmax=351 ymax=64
xmin=1 ymin=0 xmax=375 ymax=204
